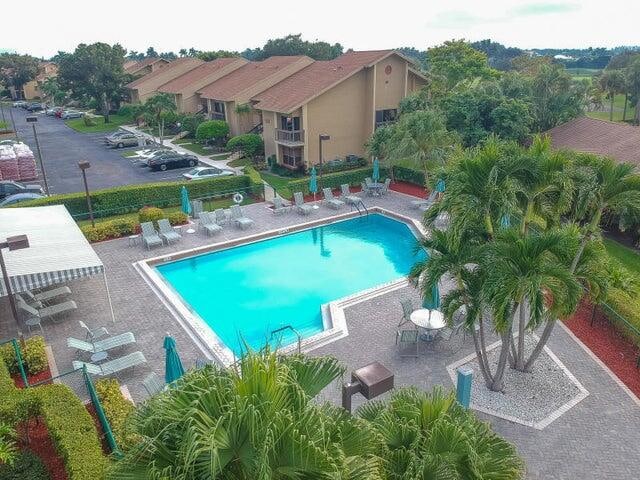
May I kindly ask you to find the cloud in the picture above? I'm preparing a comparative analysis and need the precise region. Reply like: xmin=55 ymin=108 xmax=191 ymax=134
xmin=511 ymin=2 xmax=581 ymax=16
xmin=427 ymin=10 xmax=498 ymax=29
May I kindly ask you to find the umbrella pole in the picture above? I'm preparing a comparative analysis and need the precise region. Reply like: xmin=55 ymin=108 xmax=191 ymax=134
xmin=103 ymin=270 xmax=116 ymax=324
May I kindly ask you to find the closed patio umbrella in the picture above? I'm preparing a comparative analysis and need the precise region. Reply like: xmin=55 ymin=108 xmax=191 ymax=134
xmin=422 ymin=284 xmax=441 ymax=310
xmin=435 ymin=178 xmax=446 ymax=193
xmin=180 ymin=186 xmax=192 ymax=216
xmin=163 ymin=334 xmax=185 ymax=384
xmin=309 ymin=167 xmax=318 ymax=201
xmin=372 ymin=158 xmax=380 ymax=183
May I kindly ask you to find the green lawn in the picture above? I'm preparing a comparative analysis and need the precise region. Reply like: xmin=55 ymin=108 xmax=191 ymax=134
xmin=178 ymin=142 xmax=213 ymax=156
xmin=259 ymin=172 xmax=302 ymax=198
xmin=120 ymin=150 xmax=139 ymax=158
xmin=604 ymin=238 xmax=640 ymax=277
xmin=587 ymin=94 xmax=637 ymax=123
xmin=172 ymin=137 xmax=194 ymax=145
xmin=228 ymin=156 xmax=252 ymax=167
xmin=65 ymin=114 xmax=133 ymax=133
xmin=0 ymin=120 xmax=7 ymax=130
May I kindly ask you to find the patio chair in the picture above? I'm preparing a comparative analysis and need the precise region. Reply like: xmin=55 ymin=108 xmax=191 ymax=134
xmin=140 ymin=222 xmax=163 ymax=250
xmin=67 ymin=331 xmax=136 ymax=354
xmin=158 ymin=219 xmax=182 ymax=244
xmin=73 ymin=351 xmax=147 ymax=376
xmin=24 ymin=286 xmax=71 ymax=306
xmin=17 ymin=295 xmax=77 ymax=323
xmin=142 ymin=372 xmax=165 ymax=396
xmin=214 ymin=208 xmax=228 ymax=225
xmin=396 ymin=328 xmax=419 ymax=358
xmin=191 ymin=199 xmax=204 ymax=219
xmin=231 ymin=205 xmax=254 ymax=230
xmin=411 ymin=190 xmax=437 ymax=209
xmin=79 ymin=320 xmax=109 ymax=341
xmin=381 ymin=178 xmax=391 ymax=195
xmin=361 ymin=181 xmax=371 ymax=196
xmin=340 ymin=184 xmax=360 ymax=205
xmin=294 ymin=192 xmax=313 ymax=215
xmin=272 ymin=195 xmax=290 ymax=215
xmin=199 ymin=211 xmax=222 ymax=236
xmin=322 ymin=188 xmax=344 ymax=210
xmin=398 ymin=298 xmax=414 ymax=327
xmin=437 ymin=309 xmax=467 ymax=353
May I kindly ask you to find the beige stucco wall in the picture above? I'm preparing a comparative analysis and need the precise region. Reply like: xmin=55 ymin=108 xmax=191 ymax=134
xmin=22 ymin=81 xmax=41 ymax=100
xmin=374 ymin=55 xmax=407 ymax=111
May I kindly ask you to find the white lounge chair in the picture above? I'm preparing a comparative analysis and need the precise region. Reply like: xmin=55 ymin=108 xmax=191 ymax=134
xmin=411 ymin=190 xmax=438 ymax=209
xmin=214 ymin=208 xmax=228 ymax=225
xmin=73 ymin=351 xmax=147 ymax=376
xmin=199 ymin=211 xmax=223 ymax=236
xmin=230 ymin=205 xmax=254 ymax=230
xmin=140 ymin=222 xmax=163 ymax=249
xmin=79 ymin=321 xmax=109 ymax=341
xmin=340 ymin=184 xmax=360 ymax=205
xmin=24 ymin=286 xmax=71 ymax=306
xmin=272 ymin=196 xmax=290 ymax=215
xmin=381 ymin=178 xmax=391 ymax=195
xmin=323 ymin=188 xmax=344 ymax=210
xmin=191 ymin=199 xmax=204 ymax=219
xmin=17 ymin=295 xmax=77 ymax=323
xmin=67 ymin=332 xmax=136 ymax=354
xmin=142 ymin=372 xmax=165 ymax=396
xmin=158 ymin=218 xmax=182 ymax=244
xmin=294 ymin=192 xmax=313 ymax=215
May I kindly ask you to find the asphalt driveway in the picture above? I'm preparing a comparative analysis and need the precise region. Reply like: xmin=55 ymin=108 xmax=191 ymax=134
xmin=8 ymin=108 xmax=190 ymax=194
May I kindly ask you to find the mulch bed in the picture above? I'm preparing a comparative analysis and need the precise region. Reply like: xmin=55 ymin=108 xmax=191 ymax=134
xmin=12 ymin=366 xmax=52 ymax=388
xmin=86 ymin=403 xmax=111 ymax=455
xmin=16 ymin=417 xmax=68 ymax=480
xmin=300 ymin=181 xmax=426 ymax=203
xmin=564 ymin=300 xmax=640 ymax=397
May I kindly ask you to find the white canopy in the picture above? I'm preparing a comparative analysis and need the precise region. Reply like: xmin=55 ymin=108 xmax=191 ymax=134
xmin=0 ymin=205 xmax=104 ymax=296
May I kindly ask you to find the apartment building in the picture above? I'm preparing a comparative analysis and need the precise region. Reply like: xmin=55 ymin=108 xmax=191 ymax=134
xmin=9 ymin=62 xmax=58 ymax=100
xmin=126 ymin=57 xmax=203 ymax=103
xmin=124 ymin=57 xmax=170 ymax=77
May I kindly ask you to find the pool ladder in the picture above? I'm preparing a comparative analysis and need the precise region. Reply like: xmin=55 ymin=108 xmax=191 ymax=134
xmin=270 ymin=325 xmax=302 ymax=354
xmin=351 ymin=200 xmax=369 ymax=216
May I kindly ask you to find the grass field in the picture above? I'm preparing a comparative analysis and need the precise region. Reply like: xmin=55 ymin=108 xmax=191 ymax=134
xmin=178 ymin=142 xmax=213 ymax=156
xmin=258 ymin=171 xmax=304 ymax=198
xmin=587 ymin=93 xmax=637 ymax=123
xmin=228 ymin=156 xmax=252 ymax=167
xmin=604 ymin=238 xmax=640 ymax=277
xmin=65 ymin=114 xmax=133 ymax=133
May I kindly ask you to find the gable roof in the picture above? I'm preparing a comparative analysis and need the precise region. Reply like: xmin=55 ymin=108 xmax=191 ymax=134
xmin=251 ymin=50 xmax=414 ymax=113
xmin=158 ymin=58 xmax=247 ymax=94
xmin=546 ymin=116 xmax=640 ymax=166
xmin=197 ymin=56 xmax=311 ymax=101
xmin=124 ymin=57 xmax=169 ymax=74
xmin=126 ymin=57 xmax=203 ymax=89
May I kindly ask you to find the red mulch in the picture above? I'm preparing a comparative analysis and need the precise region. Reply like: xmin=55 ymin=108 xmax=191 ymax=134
xmin=85 ymin=403 xmax=110 ymax=454
xmin=16 ymin=417 xmax=68 ymax=480
xmin=300 ymin=181 xmax=426 ymax=202
xmin=565 ymin=300 xmax=640 ymax=397
xmin=12 ymin=366 xmax=52 ymax=388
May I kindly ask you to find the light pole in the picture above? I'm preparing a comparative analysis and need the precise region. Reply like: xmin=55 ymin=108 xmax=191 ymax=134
xmin=8 ymin=105 xmax=18 ymax=140
xmin=0 ymin=235 xmax=30 ymax=339
xmin=318 ymin=134 xmax=330 ymax=192
xmin=78 ymin=161 xmax=95 ymax=227
xmin=26 ymin=116 xmax=49 ymax=194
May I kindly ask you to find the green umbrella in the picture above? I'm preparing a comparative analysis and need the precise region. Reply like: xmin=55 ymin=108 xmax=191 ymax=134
xmin=163 ymin=335 xmax=185 ymax=384
xmin=422 ymin=284 xmax=440 ymax=310
xmin=181 ymin=186 xmax=192 ymax=216
xmin=309 ymin=167 xmax=318 ymax=201
xmin=372 ymin=158 xmax=380 ymax=182
xmin=435 ymin=178 xmax=446 ymax=193
xmin=500 ymin=214 xmax=511 ymax=228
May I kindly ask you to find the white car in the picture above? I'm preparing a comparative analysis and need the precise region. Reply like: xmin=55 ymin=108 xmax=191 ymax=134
xmin=182 ymin=166 xmax=235 ymax=180
xmin=61 ymin=110 xmax=84 ymax=119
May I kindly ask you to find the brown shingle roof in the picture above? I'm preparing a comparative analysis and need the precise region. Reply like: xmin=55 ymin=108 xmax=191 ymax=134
xmin=158 ymin=58 xmax=246 ymax=94
xmin=197 ymin=56 xmax=310 ymax=101
xmin=251 ymin=50 xmax=396 ymax=113
xmin=546 ymin=116 xmax=640 ymax=166
xmin=126 ymin=57 xmax=203 ymax=88
xmin=124 ymin=57 xmax=168 ymax=74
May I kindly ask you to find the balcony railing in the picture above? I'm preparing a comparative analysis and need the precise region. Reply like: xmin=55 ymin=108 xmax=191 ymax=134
xmin=275 ymin=129 xmax=305 ymax=145
xmin=211 ymin=112 xmax=225 ymax=121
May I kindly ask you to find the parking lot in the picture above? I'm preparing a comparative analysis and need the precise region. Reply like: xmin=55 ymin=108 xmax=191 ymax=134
xmin=8 ymin=106 xmax=195 ymax=194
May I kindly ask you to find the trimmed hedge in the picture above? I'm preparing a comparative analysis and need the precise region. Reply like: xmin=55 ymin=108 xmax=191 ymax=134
xmin=95 ymin=379 xmax=136 ymax=451
xmin=0 ymin=361 xmax=107 ymax=479
xmin=13 ymin=175 xmax=256 ymax=220
xmin=288 ymin=166 xmax=390 ymax=195
xmin=80 ymin=210 xmax=188 ymax=243
xmin=604 ymin=287 xmax=640 ymax=344
xmin=0 ymin=451 xmax=50 ymax=480
xmin=392 ymin=165 xmax=425 ymax=186
xmin=0 ymin=336 xmax=48 ymax=375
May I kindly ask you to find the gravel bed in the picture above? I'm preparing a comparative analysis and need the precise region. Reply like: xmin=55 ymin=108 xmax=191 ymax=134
xmin=458 ymin=335 xmax=585 ymax=424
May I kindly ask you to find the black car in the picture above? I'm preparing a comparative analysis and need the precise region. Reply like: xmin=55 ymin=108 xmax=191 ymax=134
xmin=0 ymin=181 xmax=44 ymax=201
xmin=147 ymin=152 xmax=198 ymax=171
xmin=26 ymin=103 xmax=46 ymax=112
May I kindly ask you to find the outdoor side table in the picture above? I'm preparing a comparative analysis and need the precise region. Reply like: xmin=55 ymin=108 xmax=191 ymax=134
xmin=128 ymin=234 xmax=140 ymax=247
xmin=90 ymin=351 xmax=108 ymax=363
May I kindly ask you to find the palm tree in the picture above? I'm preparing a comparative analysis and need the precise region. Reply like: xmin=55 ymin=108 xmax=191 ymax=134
xmin=109 ymin=350 xmax=380 ymax=479
xmin=144 ymin=93 xmax=176 ymax=145
xmin=40 ymin=77 xmax=65 ymax=106
xmin=357 ymin=387 xmax=524 ymax=479
xmin=598 ymin=70 xmax=626 ymax=121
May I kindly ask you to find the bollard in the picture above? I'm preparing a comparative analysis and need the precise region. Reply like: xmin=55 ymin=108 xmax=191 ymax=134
xmin=456 ymin=366 xmax=473 ymax=409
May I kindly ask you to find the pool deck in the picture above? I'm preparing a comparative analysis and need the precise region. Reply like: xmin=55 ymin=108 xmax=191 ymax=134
xmin=1 ymin=190 xmax=640 ymax=479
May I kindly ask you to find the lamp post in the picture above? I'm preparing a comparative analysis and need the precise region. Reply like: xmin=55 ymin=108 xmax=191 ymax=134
xmin=8 ymin=105 xmax=18 ymax=140
xmin=0 ymin=235 xmax=30 ymax=338
xmin=318 ymin=134 xmax=330 ymax=192
xmin=26 ymin=116 xmax=48 ymax=194
xmin=78 ymin=161 xmax=95 ymax=227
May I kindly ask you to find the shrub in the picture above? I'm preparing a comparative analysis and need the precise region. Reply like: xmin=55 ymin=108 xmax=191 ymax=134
xmin=0 ymin=336 xmax=48 ymax=376
xmin=117 ymin=104 xmax=133 ymax=117
xmin=392 ymin=165 xmax=425 ymax=186
xmin=226 ymin=134 xmax=264 ymax=158
xmin=604 ymin=287 xmax=640 ymax=344
xmin=95 ymin=379 xmax=136 ymax=452
xmin=166 ymin=211 xmax=188 ymax=225
xmin=288 ymin=166 xmax=389 ymax=195
xmin=0 ymin=451 xmax=50 ymax=480
xmin=13 ymin=175 xmax=253 ymax=220
xmin=83 ymin=114 xmax=99 ymax=127
xmin=80 ymin=218 xmax=136 ymax=242
xmin=196 ymin=120 xmax=229 ymax=143
xmin=138 ymin=206 xmax=164 ymax=224
xmin=177 ymin=113 xmax=204 ymax=137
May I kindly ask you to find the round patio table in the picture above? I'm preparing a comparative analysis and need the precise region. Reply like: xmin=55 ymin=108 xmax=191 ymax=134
xmin=368 ymin=183 xmax=384 ymax=196
xmin=410 ymin=309 xmax=446 ymax=340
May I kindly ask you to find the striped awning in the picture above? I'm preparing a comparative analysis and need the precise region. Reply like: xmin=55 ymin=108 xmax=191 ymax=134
xmin=0 ymin=205 xmax=104 ymax=297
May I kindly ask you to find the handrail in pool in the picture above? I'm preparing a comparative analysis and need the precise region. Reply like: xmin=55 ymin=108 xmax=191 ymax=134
xmin=270 ymin=325 xmax=302 ymax=354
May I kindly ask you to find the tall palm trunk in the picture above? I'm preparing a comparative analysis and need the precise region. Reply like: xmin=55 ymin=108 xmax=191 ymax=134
xmin=609 ymin=91 xmax=614 ymax=121
xmin=622 ymin=93 xmax=628 ymax=121
xmin=515 ymin=303 xmax=527 ymax=370
xmin=490 ymin=326 xmax=513 ymax=392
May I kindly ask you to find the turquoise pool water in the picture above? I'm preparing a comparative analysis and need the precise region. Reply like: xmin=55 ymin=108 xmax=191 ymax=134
xmin=156 ymin=214 xmax=424 ymax=355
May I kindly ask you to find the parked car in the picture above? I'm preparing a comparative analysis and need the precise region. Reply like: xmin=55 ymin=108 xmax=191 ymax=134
xmin=148 ymin=152 xmax=198 ymax=171
xmin=182 ymin=166 xmax=234 ymax=180
xmin=0 ymin=192 xmax=45 ymax=207
xmin=61 ymin=110 xmax=84 ymax=119
xmin=103 ymin=130 xmax=129 ymax=143
xmin=46 ymin=106 xmax=64 ymax=116
xmin=26 ymin=102 xmax=46 ymax=112
xmin=12 ymin=101 xmax=27 ymax=108
xmin=106 ymin=132 xmax=146 ymax=148
xmin=0 ymin=181 xmax=44 ymax=201
xmin=137 ymin=148 xmax=173 ymax=164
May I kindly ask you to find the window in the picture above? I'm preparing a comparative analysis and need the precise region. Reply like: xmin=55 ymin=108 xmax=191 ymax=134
xmin=212 ymin=101 xmax=226 ymax=120
xmin=282 ymin=146 xmax=303 ymax=167
xmin=375 ymin=109 xmax=398 ymax=125
xmin=280 ymin=116 xmax=300 ymax=131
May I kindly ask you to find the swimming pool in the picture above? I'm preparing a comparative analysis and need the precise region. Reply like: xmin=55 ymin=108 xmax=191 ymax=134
xmin=155 ymin=213 xmax=425 ymax=357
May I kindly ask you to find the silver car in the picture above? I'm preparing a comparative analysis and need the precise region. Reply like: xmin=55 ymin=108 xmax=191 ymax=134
xmin=182 ymin=166 xmax=235 ymax=180
xmin=106 ymin=132 xmax=145 ymax=148
xmin=61 ymin=110 xmax=84 ymax=119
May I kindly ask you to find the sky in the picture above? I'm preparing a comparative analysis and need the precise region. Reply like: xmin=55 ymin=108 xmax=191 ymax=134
xmin=4 ymin=0 xmax=640 ymax=58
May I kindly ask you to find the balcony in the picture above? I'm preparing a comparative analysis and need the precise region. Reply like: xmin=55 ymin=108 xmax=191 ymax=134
xmin=211 ymin=112 xmax=226 ymax=121
xmin=275 ymin=129 xmax=305 ymax=146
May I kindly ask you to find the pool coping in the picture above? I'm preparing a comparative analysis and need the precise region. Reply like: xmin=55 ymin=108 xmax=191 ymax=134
xmin=134 ymin=207 xmax=426 ymax=367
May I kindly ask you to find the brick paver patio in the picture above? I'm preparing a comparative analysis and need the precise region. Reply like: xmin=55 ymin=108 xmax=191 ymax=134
xmin=1 ymin=190 xmax=639 ymax=479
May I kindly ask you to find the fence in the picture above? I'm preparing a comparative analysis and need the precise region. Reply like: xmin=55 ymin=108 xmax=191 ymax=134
xmin=595 ymin=301 xmax=640 ymax=367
